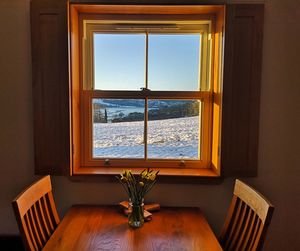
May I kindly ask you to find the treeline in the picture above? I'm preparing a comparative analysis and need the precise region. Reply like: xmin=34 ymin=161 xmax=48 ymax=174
xmin=149 ymin=102 xmax=199 ymax=121
xmin=93 ymin=102 xmax=199 ymax=123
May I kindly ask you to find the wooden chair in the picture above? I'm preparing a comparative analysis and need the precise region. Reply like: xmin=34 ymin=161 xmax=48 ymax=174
xmin=220 ymin=179 xmax=274 ymax=251
xmin=12 ymin=176 xmax=60 ymax=251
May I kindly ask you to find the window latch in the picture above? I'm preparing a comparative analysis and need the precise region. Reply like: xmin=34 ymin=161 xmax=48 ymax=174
xmin=140 ymin=87 xmax=150 ymax=92
xmin=104 ymin=159 xmax=110 ymax=166
xmin=179 ymin=159 xmax=185 ymax=167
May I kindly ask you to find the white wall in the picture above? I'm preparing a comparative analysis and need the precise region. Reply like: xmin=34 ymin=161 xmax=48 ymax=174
xmin=0 ymin=0 xmax=299 ymax=250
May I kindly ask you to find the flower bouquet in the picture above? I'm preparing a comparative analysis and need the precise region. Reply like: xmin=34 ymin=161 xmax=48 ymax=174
xmin=116 ymin=169 xmax=159 ymax=227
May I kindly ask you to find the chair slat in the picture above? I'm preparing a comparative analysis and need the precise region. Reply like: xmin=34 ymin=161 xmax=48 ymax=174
xmin=235 ymin=206 xmax=252 ymax=250
xmin=21 ymin=217 xmax=36 ymax=251
xmin=228 ymin=201 xmax=247 ymax=250
xmin=41 ymin=195 xmax=55 ymax=232
xmin=47 ymin=192 xmax=60 ymax=226
xmin=251 ymin=223 xmax=264 ymax=251
xmin=24 ymin=213 xmax=38 ymax=251
xmin=241 ymin=209 xmax=257 ymax=251
xmin=37 ymin=199 xmax=51 ymax=238
xmin=224 ymin=198 xmax=243 ymax=250
xmin=33 ymin=203 xmax=47 ymax=244
xmin=220 ymin=195 xmax=237 ymax=244
xmin=28 ymin=207 xmax=43 ymax=250
xmin=247 ymin=216 xmax=261 ymax=251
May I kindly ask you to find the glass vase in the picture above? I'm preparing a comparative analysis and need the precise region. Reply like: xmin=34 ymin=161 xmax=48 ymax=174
xmin=128 ymin=199 xmax=144 ymax=228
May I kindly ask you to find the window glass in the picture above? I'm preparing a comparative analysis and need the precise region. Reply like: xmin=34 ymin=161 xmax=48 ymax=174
xmin=148 ymin=34 xmax=201 ymax=91
xmin=93 ymin=99 xmax=145 ymax=158
xmin=94 ymin=34 xmax=146 ymax=90
xmin=147 ymin=99 xmax=201 ymax=159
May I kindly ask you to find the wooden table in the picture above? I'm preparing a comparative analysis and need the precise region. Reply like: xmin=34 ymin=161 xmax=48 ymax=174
xmin=43 ymin=205 xmax=223 ymax=251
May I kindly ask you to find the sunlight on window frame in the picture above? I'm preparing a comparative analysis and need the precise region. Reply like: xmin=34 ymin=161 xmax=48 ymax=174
xmin=82 ymin=21 xmax=212 ymax=168
xmin=69 ymin=4 xmax=225 ymax=176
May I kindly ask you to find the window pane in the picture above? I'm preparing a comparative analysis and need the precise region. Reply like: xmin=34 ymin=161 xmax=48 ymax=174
xmin=93 ymin=99 xmax=144 ymax=158
xmin=148 ymin=34 xmax=201 ymax=91
xmin=94 ymin=34 xmax=145 ymax=90
xmin=147 ymin=100 xmax=201 ymax=159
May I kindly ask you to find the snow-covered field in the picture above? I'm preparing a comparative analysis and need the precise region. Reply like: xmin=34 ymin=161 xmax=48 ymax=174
xmin=93 ymin=116 xmax=200 ymax=159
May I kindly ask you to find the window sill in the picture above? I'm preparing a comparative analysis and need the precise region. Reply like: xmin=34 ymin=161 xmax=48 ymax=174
xmin=72 ymin=166 xmax=220 ymax=177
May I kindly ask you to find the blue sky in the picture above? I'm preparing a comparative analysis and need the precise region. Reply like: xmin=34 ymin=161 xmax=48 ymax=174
xmin=94 ymin=33 xmax=201 ymax=91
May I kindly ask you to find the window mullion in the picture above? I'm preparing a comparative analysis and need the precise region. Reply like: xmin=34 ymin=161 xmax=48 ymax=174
xmin=144 ymin=98 xmax=148 ymax=160
xmin=144 ymin=32 xmax=149 ymax=160
xmin=145 ymin=31 xmax=149 ymax=89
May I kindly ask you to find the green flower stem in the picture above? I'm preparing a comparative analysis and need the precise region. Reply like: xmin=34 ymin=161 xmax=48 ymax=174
xmin=116 ymin=169 xmax=159 ymax=210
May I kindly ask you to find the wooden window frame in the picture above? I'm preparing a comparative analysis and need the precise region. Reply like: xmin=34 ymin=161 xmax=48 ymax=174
xmin=69 ymin=4 xmax=224 ymax=177
xmin=82 ymin=21 xmax=211 ymax=168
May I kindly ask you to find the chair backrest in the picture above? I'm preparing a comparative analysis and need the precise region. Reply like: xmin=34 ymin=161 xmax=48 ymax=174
xmin=220 ymin=179 xmax=274 ymax=251
xmin=12 ymin=176 xmax=60 ymax=251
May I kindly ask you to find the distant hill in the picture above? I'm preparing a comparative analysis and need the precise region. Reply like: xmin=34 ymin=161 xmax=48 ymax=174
xmin=93 ymin=99 xmax=196 ymax=109
xmin=93 ymin=99 xmax=199 ymax=123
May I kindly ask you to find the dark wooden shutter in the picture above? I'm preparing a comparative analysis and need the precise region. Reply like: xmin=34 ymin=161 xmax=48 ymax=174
xmin=31 ymin=0 xmax=70 ymax=175
xmin=221 ymin=4 xmax=264 ymax=177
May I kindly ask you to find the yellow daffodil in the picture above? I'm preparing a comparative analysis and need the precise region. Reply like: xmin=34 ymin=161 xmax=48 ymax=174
xmin=116 ymin=169 xmax=159 ymax=204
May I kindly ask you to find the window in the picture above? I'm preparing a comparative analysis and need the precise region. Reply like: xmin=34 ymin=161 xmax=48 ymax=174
xmin=32 ymin=3 xmax=263 ymax=177
xmin=70 ymin=5 xmax=224 ymax=176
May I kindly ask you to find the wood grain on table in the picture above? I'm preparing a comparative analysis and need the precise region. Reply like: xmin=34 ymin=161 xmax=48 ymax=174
xmin=43 ymin=205 xmax=222 ymax=251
